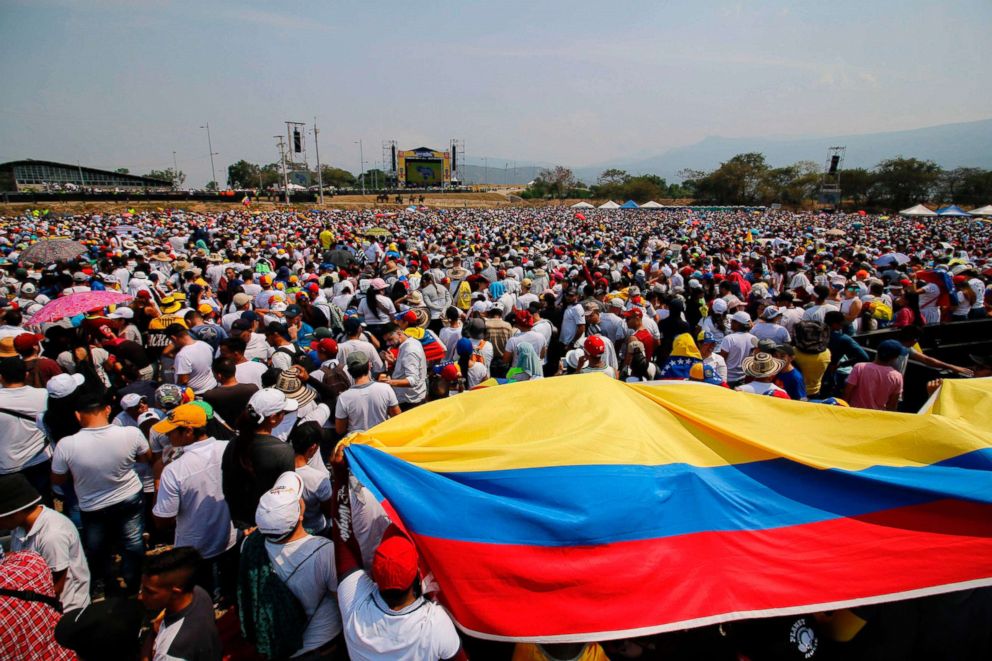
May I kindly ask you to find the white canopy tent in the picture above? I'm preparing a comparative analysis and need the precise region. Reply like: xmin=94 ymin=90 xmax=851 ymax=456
xmin=640 ymin=200 xmax=664 ymax=208
xmin=570 ymin=201 xmax=595 ymax=209
xmin=598 ymin=200 xmax=621 ymax=209
xmin=898 ymin=203 xmax=937 ymax=216
xmin=968 ymin=205 xmax=992 ymax=216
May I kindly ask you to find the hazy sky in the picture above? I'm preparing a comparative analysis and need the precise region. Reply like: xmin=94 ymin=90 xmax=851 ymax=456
xmin=1 ymin=0 xmax=990 ymax=186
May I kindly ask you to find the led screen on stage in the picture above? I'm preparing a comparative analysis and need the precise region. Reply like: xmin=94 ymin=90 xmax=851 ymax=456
xmin=404 ymin=159 xmax=443 ymax=185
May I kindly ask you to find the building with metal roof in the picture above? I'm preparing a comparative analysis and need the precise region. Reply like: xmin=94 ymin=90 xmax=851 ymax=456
xmin=0 ymin=159 xmax=172 ymax=191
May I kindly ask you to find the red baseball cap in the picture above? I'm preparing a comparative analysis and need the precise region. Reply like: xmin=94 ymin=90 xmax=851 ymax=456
xmin=514 ymin=309 xmax=534 ymax=327
xmin=310 ymin=338 xmax=338 ymax=356
xmin=13 ymin=333 xmax=43 ymax=352
xmin=583 ymin=335 xmax=605 ymax=356
xmin=372 ymin=525 xmax=419 ymax=591
xmin=623 ymin=308 xmax=643 ymax=319
xmin=439 ymin=362 xmax=460 ymax=381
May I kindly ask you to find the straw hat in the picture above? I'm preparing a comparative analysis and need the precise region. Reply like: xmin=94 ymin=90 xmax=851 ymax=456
xmin=153 ymin=251 xmax=172 ymax=262
xmin=275 ymin=369 xmax=316 ymax=408
xmin=741 ymin=352 xmax=784 ymax=379
xmin=0 ymin=337 xmax=17 ymax=358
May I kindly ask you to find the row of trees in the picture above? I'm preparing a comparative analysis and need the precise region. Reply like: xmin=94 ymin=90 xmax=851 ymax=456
xmin=682 ymin=154 xmax=992 ymax=209
xmin=519 ymin=155 xmax=991 ymax=209
xmin=226 ymin=160 xmax=357 ymax=190
xmin=521 ymin=167 xmax=690 ymax=202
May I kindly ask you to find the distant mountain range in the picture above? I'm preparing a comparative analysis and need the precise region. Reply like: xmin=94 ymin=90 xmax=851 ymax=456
xmin=455 ymin=118 xmax=992 ymax=187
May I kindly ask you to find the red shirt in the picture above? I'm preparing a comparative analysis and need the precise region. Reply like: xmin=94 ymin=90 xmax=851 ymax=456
xmin=0 ymin=551 xmax=76 ymax=660
xmin=634 ymin=328 xmax=656 ymax=361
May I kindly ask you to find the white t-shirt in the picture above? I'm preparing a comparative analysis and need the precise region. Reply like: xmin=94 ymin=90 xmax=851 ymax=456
xmin=704 ymin=353 xmax=728 ymax=383
xmin=235 ymin=360 xmax=268 ymax=388
xmin=335 ymin=382 xmax=398 ymax=433
xmin=719 ymin=332 xmax=758 ymax=383
xmin=52 ymin=424 xmax=149 ymax=511
xmin=0 ymin=386 xmax=49 ymax=473
xmin=505 ymin=330 xmax=547 ymax=362
xmin=265 ymin=536 xmax=340 ymax=657
xmin=358 ymin=296 xmax=396 ymax=326
xmin=175 ymin=340 xmax=218 ymax=394
xmin=337 ymin=339 xmax=385 ymax=374
xmin=11 ymin=506 xmax=91 ymax=611
xmin=337 ymin=570 xmax=461 ymax=661
xmin=152 ymin=438 xmax=237 ymax=559
xmin=560 ymin=303 xmax=586 ymax=345
xmin=296 ymin=464 xmax=332 ymax=533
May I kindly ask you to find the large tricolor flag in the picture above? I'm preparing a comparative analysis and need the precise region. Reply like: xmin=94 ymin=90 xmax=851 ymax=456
xmin=344 ymin=374 xmax=992 ymax=642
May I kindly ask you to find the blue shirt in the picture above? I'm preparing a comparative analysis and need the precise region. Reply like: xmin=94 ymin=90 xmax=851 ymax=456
xmin=775 ymin=367 xmax=807 ymax=400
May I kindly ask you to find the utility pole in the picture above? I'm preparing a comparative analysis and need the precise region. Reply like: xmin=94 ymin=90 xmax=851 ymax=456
xmin=484 ymin=157 xmax=488 ymax=190
xmin=200 ymin=123 xmax=218 ymax=190
xmin=354 ymin=140 xmax=365 ymax=195
xmin=275 ymin=135 xmax=289 ymax=205
xmin=313 ymin=117 xmax=324 ymax=205
xmin=172 ymin=151 xmax=179 ymax=190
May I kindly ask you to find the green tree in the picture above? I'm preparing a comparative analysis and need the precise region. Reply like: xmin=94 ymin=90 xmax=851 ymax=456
xmin=114 ymin=167 xmax=130 ymax=175
xmin=690 ymin=153 xmax=771 ymax=204
xmin=531 ymin=166 xmax=577 ymax=198
xmin=936 ymin=167 xmax=992 ymax=206
xmin=597 ymin=168 xmax=630 ymax=186
xmin=319 ymin=165 xmax=356 ymax=188
xmin=838 ymin=168 xmax=876 ymax=206
xmin=205 ymin=180 xmax=219 ymax=191
xmin=872 ymin=157 xmax=942 ymax=210
xmin=227 ymin=160 xmax=260 ymax=188
xmin=145 ymin=168 xmax=185 ymax=187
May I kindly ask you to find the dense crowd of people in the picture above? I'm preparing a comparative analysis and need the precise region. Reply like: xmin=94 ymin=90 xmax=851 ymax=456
xmin=0 ymin=205 xmax=990 ymax=660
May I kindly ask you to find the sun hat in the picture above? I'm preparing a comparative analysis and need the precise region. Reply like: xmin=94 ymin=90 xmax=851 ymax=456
xmin=0 ymin=473 xmax=42 ymax=517
xmin=731 ymin=311 xmax=752 ymax=326
xmin=159 ymin=295 xmax=181 ymax=314
xmin=275 ymin=370 xmax=316 ymax=408
xmin=372 ymin=525 xmax=420 ymax=591
xmin=256 ymin=471 xmax=304 ymax=540
xmin=741 ymin=352 xmax=785 ymax=379
xmin=47 ymin=373 xmax=85 ymax=399
xmin=151 ymin=403 xmax=208 ymax=434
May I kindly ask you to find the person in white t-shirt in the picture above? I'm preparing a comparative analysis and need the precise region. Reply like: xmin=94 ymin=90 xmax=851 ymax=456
xmin=335 ymin=352 xmax=401 ymax=435
xmin=255 ymin=471 xmax=342 ymax=658
xmin=218 ymin=336 xmax=267 ymax=388
xmin=0 ymin=473 xmax=91 ymax=611
xmin=166 ymin=324 xmax=218 ymax=394
xmin=51 ymin=393 xmax=153 ymax=596
xmin=719 ymin=312 xmax=759 ymax=387
xmin=330 ymin=450 xmax=464 ymax=661
xmin=151 ymin=403 xmax=238 ymax=601
xmin=0 ymin=357 xmax=51 ymax=497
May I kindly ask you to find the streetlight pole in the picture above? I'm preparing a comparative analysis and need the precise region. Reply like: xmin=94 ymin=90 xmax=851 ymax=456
xmin=484 ymin=157 xmax=488 ymax=190
xmin=200 ymin=123 xmax=218 ymax=190
xmin=313 ymin=117 xmax=324 ymax=205
xmin=275 ymin=135 xmax=289 ymax=205
xmin=354 ymin=140 xmax=365 ymax=196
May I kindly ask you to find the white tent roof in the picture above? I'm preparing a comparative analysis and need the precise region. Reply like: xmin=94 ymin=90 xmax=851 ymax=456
xmin=899 ymin=203 xmax=937 ymax=216
xmin=640 ymin=200 xmax=664 ymax=208
xmin=570 ymin=201 xmax=595 ymax=209
xmin=968 ymin=205 xmax=992 ymax=216
xmin=598 ymin=200 xmax=621 ymax=209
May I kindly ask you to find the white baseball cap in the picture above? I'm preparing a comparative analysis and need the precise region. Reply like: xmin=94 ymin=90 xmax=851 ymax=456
xmin=731 ymin=311 xmax=752 ymax=325
xmin=109 ymin=307 xmax=134 ymax=320
xmin=247 ymin=388 xmax=299 ymax=421
xmin=255 ymin=471 xmax=303 ymax=539
xmin=712 ymin=299 xmax=728 ymax=314
xmin=46 ymin=373 xmax=85 ymax=399
xmin=121 ymin=393 xmax=144 ymax=410
xmin=137 ymin=410 xmax=162 ymax=426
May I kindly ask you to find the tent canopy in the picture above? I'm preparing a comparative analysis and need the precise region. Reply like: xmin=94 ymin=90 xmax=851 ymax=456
xmin=969 ymin=204 xmax=992 ymax=216
xmin=597 ymin=200 xmax=620 ymax=209
xmin=640 ymin=200 xmax=663 ymax=208
xmin=899 ymin=203 xmax=937 ymax=216
xmin=570 ymin=201 xmax=595 ymax=209
xmin=621 ymin=200 xmax=640 ymax=209
xmin=937 ymin=205 xmax=971 ymax=217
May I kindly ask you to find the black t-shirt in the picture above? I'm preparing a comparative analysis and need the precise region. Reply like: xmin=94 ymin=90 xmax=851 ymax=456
xmin=221 ymin=433 xmax=295 ymax=528
xmin=155 ymin=586 xmax=222 ymax=661
xmin=202 ymin=383 xmax=258 ymax=427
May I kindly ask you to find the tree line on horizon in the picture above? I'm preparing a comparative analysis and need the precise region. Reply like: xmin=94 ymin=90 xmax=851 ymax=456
xmin=522 ymin=154 xmax=992 ymax=210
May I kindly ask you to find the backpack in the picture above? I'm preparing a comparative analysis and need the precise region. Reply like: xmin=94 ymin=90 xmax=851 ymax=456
xmin=238 ymin=533 xmax=329 ymax=660
xmin=794 ymin=320 xmax=830 ymax=354
xmin=319 ymin=361 xmax=352 ymax=406
xmin=275 ymin=346 xmax=313 ymax=371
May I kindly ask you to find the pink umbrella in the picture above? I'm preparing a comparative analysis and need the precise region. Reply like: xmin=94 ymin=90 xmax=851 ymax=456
xmin=28 ymin=290 xmax=133 ymax=325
